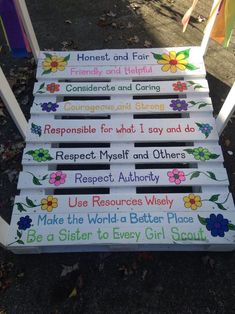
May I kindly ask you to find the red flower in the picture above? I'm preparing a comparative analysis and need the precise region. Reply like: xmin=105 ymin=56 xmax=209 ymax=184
xmin=46 ymin=83 xmax=60 ymax=93
xmin=172 ymin=81 xmax=187 ymax=92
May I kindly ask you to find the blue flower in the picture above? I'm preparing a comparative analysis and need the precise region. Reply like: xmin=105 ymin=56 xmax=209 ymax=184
xmin=41 ymin=102 xmax=59 ymax=112
xmin=31 ymin=123 xmax=42 ymax=137
xmin=17 ymin=215 xmax=32 ymax=231
xmin=196 ymin=123 xmax=213 ymax=138
xmin=205 ymin=214 xmax=229 ymax=237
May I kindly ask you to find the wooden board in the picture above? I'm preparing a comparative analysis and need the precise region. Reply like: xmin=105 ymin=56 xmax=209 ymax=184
xmin=9 ymin=192 xmax=235 ymax=249
xmin=31 ymin=97 xmax=213 ymax=115
xmin=26 ymin=117 xmax=218 ymax=143
xmin=36 ymin=47 xmax=206 ymax=80
xmin=33 ymin=79 xmax=209 ymax=97
xmin=22 ymin=145 xmax=223 ymax=165
xmin=17 ymin=168 xmax=229 ymax=190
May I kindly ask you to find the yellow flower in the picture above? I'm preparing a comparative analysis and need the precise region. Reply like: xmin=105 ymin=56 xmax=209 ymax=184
xmin=41 ymin=196 xmax=58 ymax=212
xmin=157 ymin=51 xmax=188 ymax=73
xmin=42 ymin=55 xmax=67 ymax=73
xmin=183 ymin=194 xmax=202 ymax=210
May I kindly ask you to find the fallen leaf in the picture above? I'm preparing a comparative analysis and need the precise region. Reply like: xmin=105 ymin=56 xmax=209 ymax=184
xmin=106 ymin=10 xmax=117 ymax=17
xmin=104 ymin=35 xmax=113 ymax=43
xmin=142 ymin=269 xmax=148 ymax=280
xmin=227 ymin=150 xmax=233 ymax=156
xmin=111 ymin=22 xmax=117 ymax=28
xmin=225 ymin=139 xmax=231 ymax=147
xmin=65 ymin=19 xmax=72 ymax=24
xmin=202 ymin=255 xmax=215 ymax=268
xmin=68 ymin=287 xmax=77 ymax=298
xmin=197 ymin=15 xmax=206 ymax=23
xmin=61 ymin=263 xmax=79 ymax=277
xmin=144 ymin=40 xmax=152 ymax=48
xmin=130 ymin=3 xmax=140 ymax=10
xmin=127 ymin=35 xmax=139 ymax=44
xmin=127 ymin=22 xmax=134 ymax=29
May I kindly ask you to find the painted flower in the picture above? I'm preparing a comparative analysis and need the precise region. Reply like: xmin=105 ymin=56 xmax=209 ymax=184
xmin=41 ymin=196 xmax=58 ymax=212
xmin=167 ymin=168 xmax=186 ymax=185
xmin=172 ymin=81 xmax=187 ymax=92
xmin=170 ymin=99 xmax=188 ymax=111
xmin=205 ymin=214 xmax=229 ymax=237
xmin=31 ymin=148 xmax=50 ymax=162
xmin=17 ymin=215 xmax=32 ymax=230
xmin=31 ymin=123 xmax=42 ymax=137
xmin=41 ymin=102 xmax=59 ymax=112
xmin=43 ymin=55 xmax=67 ymax=73
xmin=49 ymin=171 xmax=66 ymax=186
xmin=196 ymin=123 xmax=213 ymax=138
xmin=156 ymin=51 xmax=188 ymax=73
xmin=46 ymin=83 xmax=60 ymax=94
xmin=192 ymin=147 xmax=211 ymax=161
xmin=183 ymin=194 xmax=202 ymax=210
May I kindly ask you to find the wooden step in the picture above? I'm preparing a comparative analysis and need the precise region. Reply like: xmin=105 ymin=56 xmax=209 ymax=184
xmin=36 ymin=47 xmax=206 ymax=80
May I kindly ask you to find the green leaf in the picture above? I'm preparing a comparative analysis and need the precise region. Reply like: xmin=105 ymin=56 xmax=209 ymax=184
xmin=215 ymin=203 xmax=227 ymax=210
xmin=15 ymin=203 xmax=26 ymax=212
xmin=37 ymin=91 xmax=45 ymax=94
xmin=190 ymin=171 xmax=200 ymax=180
xmin=42 ymin=69 xmax=52 ymax=75
xmin=26 ymin=197 xmax=37 ymax=207
xmin=183 ymin=149 xmax=194 ymax=154
xmin=44 ymin=53 xmax=52 ymax=58
xmin=198 ymin=215 xmax=207 ymax=225
xmin=185 ymin=63 xmax=199 ymax=71
xmin=187 ymin=80 xmax=195 ymax=85
xmin=39 ymin=82 xmax=45 ymax=90
xmin=17 ymin=240 xmax=24 ymax=245
xmin=209 ymin=194 xmax=220 ymax=202
xmin=228 ymin=223 xmax=235 ymax=230
xmin=207 ymin=171 xmax=217 ymax=181
xmin=32 ymin=176 xmax=42 ymax=186
xmin=209 ymin=154 xmax=220 ymax=160
xmin=42 ymin=174 xmax=48 ymax=180
xmin=196 ymin=122 xmax=202 ymax=128
xmin=188 ymin=101 xmax=196 ymax=105
xmin=194 ymin=84 xmax=204 ymax=90
xmin=25 ymin=150 xmax=35 ymax=156
xmin=17 ymin=230 xmax=22 ymax=239
xmin=197 ymin=103 xmax=207 ymax=108
xmin=176 ymin=48 xmax=190 ymax=58
xmin=198 ymin=103 xmax=209 ymax=109
xmin=63 ymin=54 xmax=70 ymax=62
xmin=152 ymin=53 xmax=162 ymax=60
xmin=47 ymin=156 xmax=54 ymax=161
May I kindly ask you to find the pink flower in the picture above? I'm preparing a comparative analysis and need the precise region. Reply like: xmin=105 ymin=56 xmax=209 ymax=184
xmin=167 ymin=168 xmax=186 ymax=185
xmin=49 ymin=171 xmax=66 ymax=186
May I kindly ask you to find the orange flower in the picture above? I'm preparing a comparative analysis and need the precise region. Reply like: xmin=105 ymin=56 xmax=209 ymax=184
xmin=43 ymin=55 xmax=67 ymax=73
xmin=41 ymin=196 xmax=58 ymax=212
xmin=46 ymin=83 xmax=60 ymax=93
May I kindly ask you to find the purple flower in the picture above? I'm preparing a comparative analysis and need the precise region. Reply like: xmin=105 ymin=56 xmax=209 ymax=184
xmin=40 ymin=102 xmax=59 ymax=112
xmin=17 ymin=215 xmax=32 ymax=231
xmin=206 ymin=214 xmax=229 ymax=237
xmin=170 ymin=99 xmax=188 ymax=111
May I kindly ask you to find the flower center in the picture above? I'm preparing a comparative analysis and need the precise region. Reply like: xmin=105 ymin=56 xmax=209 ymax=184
xmin=51 ymin=61 xmax=58 ymax=67
xmin=47 ymin=201 xmax=52 ymax=206
xmin=55 ymin=176 xmax=61 ymax=181
xmin=38 ymin=153 xmax=44 ymax=157
xmin=190 ymin=199 xmax=195 ymax=204
xmin=176 ymin=103 xmax=181 ymax=107
xmin=199 ymin=152 xmax=204 ymax=157
xmin=214 ymin=222 xmax=221 ymax=229
xmin=170 ymin=59 xmax=178 ymax=65
xmin=174 ymin=174 xmax=179 ymax=179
